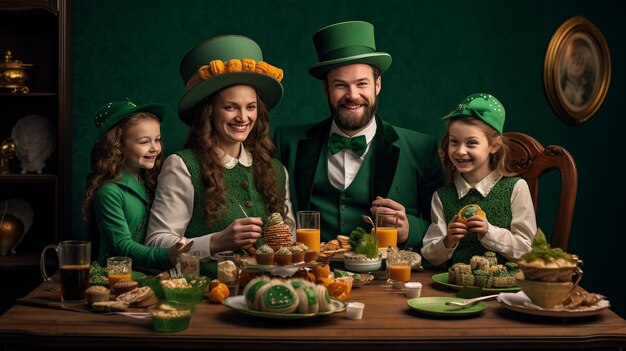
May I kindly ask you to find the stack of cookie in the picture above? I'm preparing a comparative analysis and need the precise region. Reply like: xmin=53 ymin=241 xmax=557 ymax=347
xmin=263 ymin=212 xmax=292 ymax=251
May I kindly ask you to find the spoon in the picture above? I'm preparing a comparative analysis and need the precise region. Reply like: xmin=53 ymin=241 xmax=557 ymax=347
xmin=445 ymin=294 xmax=500 ymax=307
xmin=102 ymin=312 xmax=151 ymax=319
xmin=361 ymin=215 xmax=375 ymax=229
xmin=323 ymin=252 xmax=335 ymax=266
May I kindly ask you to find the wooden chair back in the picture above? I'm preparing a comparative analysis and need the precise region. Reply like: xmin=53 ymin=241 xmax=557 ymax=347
xmin=503 ymin=132 xmax=578 ymax=250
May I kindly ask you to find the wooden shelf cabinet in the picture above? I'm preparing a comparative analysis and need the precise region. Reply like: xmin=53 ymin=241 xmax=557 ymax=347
xmin=0 ymin=0 xmax=70 ymax=313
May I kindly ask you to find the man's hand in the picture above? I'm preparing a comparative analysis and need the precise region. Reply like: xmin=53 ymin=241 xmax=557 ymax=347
xmin=370 ymin=196 xmax=409 ymax=243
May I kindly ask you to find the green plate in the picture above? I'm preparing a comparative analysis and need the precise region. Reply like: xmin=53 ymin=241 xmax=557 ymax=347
xmin=407 ymin=297 xmax=487 ymax=317
xmin=432 ymin=272 xmax=520 ymax=293
xmin=132 ymin=271 xmax=147 ymax=281
xmin=223 ymin=295 xmax=347 ymax=319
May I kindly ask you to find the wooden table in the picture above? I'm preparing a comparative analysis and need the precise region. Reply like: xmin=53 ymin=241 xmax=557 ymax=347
xmin=1 ymin=270 xmax=625 ymax=350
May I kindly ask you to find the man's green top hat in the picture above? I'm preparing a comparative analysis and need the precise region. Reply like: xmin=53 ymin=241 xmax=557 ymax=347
xmin=94 ymin=100 xmax=168 ymax=138
xmin=178 ymin=35 xmax=284 ymax=125
xmin=309 ymin=21 xmax=392 ymax=79
xmin=442 ymin=93 xmax=506 ymax=134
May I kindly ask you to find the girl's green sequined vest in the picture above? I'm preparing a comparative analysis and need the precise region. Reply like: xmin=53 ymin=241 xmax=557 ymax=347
xmin=437 ymin=177 xmax=519 ymax=266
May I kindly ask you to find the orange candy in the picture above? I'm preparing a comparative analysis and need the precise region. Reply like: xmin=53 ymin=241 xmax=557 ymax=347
xmin=208 ymin=282 xmax=230 ymax=304
xmin=208 ymin=279 xmax=222 ymax=292
xmin=327 ymin=280 xmax=351 ymax=301
xmin=317 ymin=277 xmax=334 ymax=287
xmin=456 ymin=204 xmax=486 ymax=224
xmin=312 ymin=265 xmax=330 ymax=280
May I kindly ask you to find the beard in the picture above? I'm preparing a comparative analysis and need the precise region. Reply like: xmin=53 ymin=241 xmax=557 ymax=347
xmin=329 ymin=95 xmax=378 ymax=132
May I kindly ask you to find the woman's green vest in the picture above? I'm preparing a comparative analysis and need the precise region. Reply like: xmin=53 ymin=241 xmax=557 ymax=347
xmin=176 ymin=149 xmax=286 ymax=278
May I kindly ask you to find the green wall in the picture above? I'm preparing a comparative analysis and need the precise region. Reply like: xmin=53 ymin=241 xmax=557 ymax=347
xmin=71 ymin=0 xmax=625 ymax=317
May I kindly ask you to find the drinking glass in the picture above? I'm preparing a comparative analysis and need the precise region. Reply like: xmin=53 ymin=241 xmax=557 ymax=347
xmin=386 ymin=250 xmax=411 ymax=285
xmin=215 ymin=251 xmax=240 ymax=296
xmin=107 ymin=256 xmax=132 ymax=287
xmin=40 ymin=240 xmax=91 ymax=301
xmin=178 ymin=251 xmax=200 ymax=279
xmin=374 ymin=210 xmax=398 ymax=249
xmin=296 ymin=211 xmax=321 ymax=252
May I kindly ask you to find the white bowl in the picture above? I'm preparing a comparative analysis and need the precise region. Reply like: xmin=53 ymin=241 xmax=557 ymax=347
xmin=343 ymin=252 xmax=382 ymax=272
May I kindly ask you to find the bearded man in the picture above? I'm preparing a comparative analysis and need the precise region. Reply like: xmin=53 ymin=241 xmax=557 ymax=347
xmin=274 ymin=21 xmax=444 ymax=249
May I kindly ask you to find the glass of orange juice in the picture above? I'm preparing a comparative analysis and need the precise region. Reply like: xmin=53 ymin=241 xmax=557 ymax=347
xmin=386 ymin=251 xmax=411 ymax=284
xmin=296 ymin=211 xmax=320 ymax=252
xmin=107 ymin=256 xmax=132 ymax=287
xmin=375 ymin=210 xmax=398 ymax=249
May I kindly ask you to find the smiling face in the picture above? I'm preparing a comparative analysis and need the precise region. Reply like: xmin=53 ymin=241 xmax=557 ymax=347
xmin=211 ymin=85 xmax=258 ymax=157
xmin=324 ymin=64 xmax=381 ymax=136
xmin=447 ymin=119 xmax=501 ymax=184
xmin=122 ymin=117 xmax=162 ymax=178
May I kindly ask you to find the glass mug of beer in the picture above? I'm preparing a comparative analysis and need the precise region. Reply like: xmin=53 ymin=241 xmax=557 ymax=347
xmin=40 ymin=240 xmax=91 ymax=301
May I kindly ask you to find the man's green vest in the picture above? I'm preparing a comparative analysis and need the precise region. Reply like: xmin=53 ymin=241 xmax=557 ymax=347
xmin=309 ymin=142 xmax=375 ymax=241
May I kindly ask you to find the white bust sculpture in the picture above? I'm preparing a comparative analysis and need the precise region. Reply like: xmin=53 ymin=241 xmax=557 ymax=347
xmin=11 ymin=114 xmax=56 ymax=174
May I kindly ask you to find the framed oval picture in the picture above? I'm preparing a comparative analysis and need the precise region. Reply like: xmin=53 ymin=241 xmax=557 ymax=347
xmin=543 ymin=16 xmax=611 ymax=125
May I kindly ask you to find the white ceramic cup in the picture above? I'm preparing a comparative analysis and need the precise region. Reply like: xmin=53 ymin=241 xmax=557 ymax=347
xmin=346 ymin=302 xmax=365 ymax=320
xmin=405 ymin=282 xmax=423 ymax=298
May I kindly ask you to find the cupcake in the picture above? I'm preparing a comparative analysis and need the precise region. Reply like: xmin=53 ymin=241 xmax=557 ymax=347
xmin=304 ymin=249 xmax=318 ymax=263
xmin=149 ymin=302 xmax=193 ymax=332
xmin=161 ymin=276 xmax=208 ymax=305
xmin=254 ymin=244 xmax=275 ymax=265
xmin=275 ymin=247 xmax=293 ymax=266
xmin=289 ymin=243 xmax=306 ymax=264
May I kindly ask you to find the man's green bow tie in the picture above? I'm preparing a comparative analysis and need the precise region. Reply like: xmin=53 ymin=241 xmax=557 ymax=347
xmin=328 ymin=133 xmax=367 ymax=156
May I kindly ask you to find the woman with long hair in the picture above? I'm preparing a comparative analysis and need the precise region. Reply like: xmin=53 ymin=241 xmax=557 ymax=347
xmin=146 ymin=35 xmax=294 ymax=278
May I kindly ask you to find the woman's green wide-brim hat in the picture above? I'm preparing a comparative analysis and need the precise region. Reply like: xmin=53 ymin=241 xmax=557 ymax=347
xmin=309 ymin=21 xmax=392 ymax=79
xmin=94 ymin=100 xmax=168 ymax=138
xmin=178 ymin=35 xmax=284 ymax=125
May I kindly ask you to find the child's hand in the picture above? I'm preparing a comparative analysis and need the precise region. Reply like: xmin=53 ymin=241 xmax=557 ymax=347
xmin=443 ymin=215 xmax=466 ymax=248
xmin=466 ymin=215 xmax=489 ymax=236
xmin=168 ymin=240 xmax=194 ymax=266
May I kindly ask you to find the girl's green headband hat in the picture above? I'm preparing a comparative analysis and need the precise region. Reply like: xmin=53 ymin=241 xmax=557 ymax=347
xmin=94 ymin=99 xmax=168 ymax=138
xmin=442 ymin=93 xmax=505 ymax=134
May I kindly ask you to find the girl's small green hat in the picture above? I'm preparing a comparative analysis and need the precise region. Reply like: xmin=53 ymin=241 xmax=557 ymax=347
xmin=442 ymin=93 xmax=505 ymax=134
xmin=94 ymin=100 xmax=168 ymax=138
